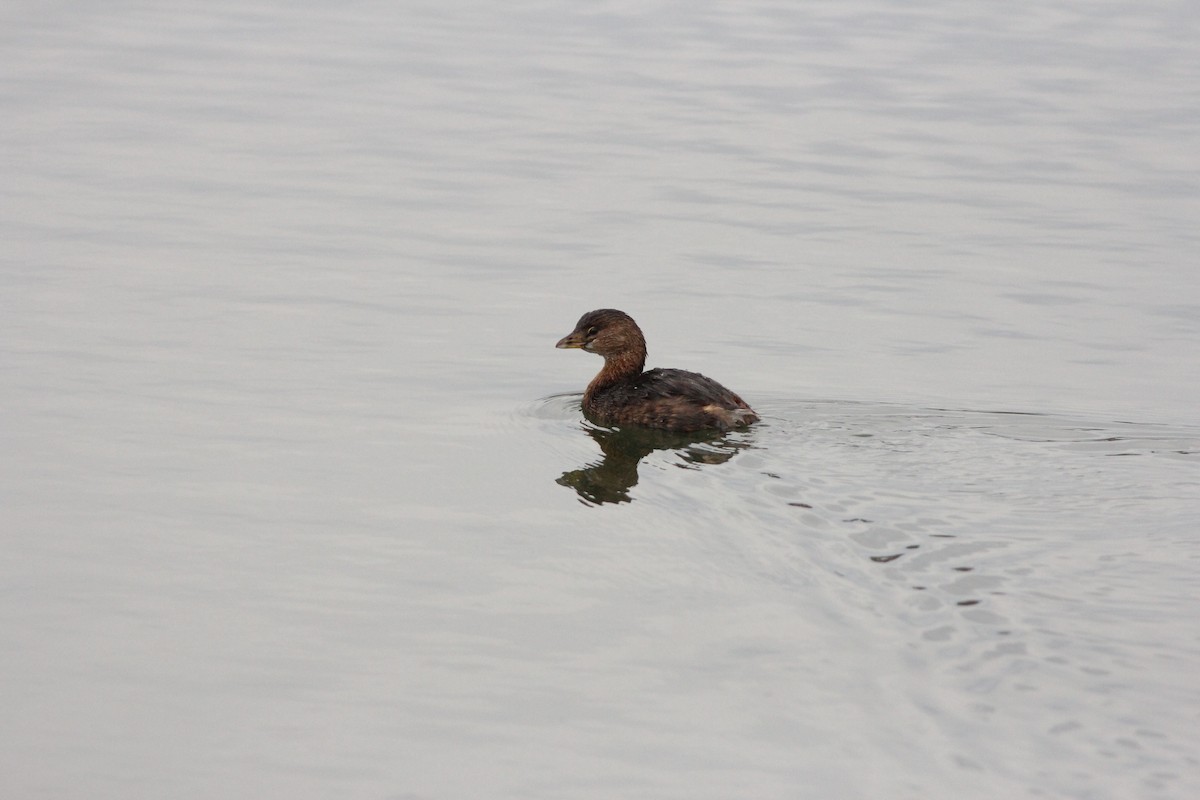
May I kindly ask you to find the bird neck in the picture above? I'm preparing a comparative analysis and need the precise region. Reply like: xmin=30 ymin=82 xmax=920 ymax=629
xmin=585 ymin=350 xmax=645 ymax=399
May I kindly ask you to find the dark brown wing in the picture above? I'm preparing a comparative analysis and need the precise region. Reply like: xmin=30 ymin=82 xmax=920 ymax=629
xmin=588 ymin=369 xmax=758 ymax=432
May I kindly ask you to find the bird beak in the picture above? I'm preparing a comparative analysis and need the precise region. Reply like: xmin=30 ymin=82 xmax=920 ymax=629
xmin=556 ymin=331 xmax=585 ymax=349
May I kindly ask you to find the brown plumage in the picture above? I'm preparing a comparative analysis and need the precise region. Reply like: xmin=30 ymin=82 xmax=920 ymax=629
xmin=555 ymin=309 xmax=759 ymax=432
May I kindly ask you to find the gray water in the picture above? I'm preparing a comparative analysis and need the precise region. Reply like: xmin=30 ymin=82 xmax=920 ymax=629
xmin=3 ymin=1 xmax=1199 ymax=798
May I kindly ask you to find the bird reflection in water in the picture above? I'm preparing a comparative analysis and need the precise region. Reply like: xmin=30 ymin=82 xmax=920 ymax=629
xmin=557 ymin=424 xmax=753 ymax=505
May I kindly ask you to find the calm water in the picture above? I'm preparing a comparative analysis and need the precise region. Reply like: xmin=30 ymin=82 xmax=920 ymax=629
xmin=3 ymin=1 xmax=1199 ymax=798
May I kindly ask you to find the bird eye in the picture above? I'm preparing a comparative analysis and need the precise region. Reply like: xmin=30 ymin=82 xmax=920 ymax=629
xmin=586 ymin=326 xmax=598 ymax=337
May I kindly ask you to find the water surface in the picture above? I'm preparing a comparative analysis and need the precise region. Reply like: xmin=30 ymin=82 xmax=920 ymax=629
xmin=2 ymin=1 xmax=1198 ymax=799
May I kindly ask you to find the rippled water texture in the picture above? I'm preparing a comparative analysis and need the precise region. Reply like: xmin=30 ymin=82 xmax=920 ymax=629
xmin=2 ymin=1 xmax=1198 ymax=799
